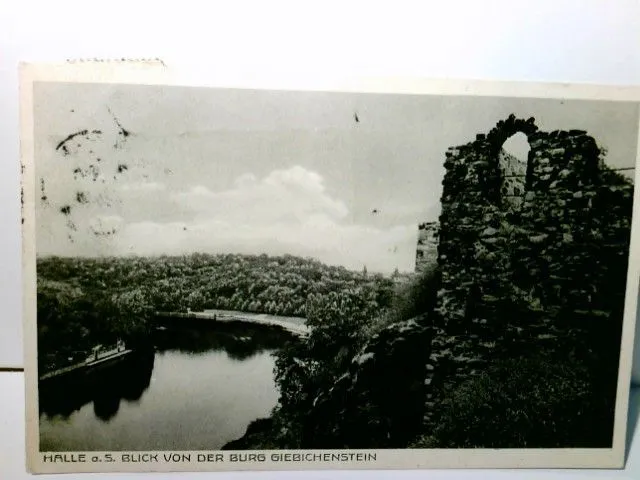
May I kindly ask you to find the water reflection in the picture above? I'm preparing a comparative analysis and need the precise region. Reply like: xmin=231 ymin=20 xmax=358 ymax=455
xmin=39 ymin=323 xmax=292 ymax=451
xmin=153 ymin=320 xmax=295 ymax=360
xmin=39 ymin=350 xmax=155 ymax=420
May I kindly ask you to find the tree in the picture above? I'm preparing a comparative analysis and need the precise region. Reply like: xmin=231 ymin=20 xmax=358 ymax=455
xmin=275 ymin=286 xmax=382 ymax=431
xmin=186 ymin=290 xmax=205 ymax=311
xmin=418 ymin=353 xmax=605 ymax=448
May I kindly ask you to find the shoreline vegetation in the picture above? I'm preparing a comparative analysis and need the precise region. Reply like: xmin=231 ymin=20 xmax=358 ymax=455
xmin=37 ymin=253 xmax=397 ymax=373
xmin=38 ymin=233 xmax=626 ymax=448
xmin=155 ymin=309 xmax=310 ymax=337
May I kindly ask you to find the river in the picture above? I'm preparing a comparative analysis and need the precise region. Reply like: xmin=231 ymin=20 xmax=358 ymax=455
xmin=38 ymin=323 xmax=293 ymax=451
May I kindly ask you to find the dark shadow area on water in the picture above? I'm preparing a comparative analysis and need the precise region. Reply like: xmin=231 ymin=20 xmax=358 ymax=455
xmin=39 ymin=349 xmax=155 ymax=423
xmin=39 ymin=320 xmax=298 ymax=451
xmin=153 ymin=317 xmax=298 ymax=361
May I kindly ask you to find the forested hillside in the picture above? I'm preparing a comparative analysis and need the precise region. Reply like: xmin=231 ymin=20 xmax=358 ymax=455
xmin=36 ymin=253 xmax=398 ymax=371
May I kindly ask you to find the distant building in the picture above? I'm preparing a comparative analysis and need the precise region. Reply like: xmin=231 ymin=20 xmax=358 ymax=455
xmin=415 ymin=221 xmax=439 ymax=273
xmin=391 ymin=271 xmax=414 ymax=286
xmin=498 ymin=149 xmax=527 ymax=207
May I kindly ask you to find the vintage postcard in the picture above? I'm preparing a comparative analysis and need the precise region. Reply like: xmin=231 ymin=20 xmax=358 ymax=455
xmin=20 ymin=63 xmax=640 ymax=473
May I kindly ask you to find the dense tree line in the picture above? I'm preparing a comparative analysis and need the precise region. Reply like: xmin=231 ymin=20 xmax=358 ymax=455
xmin=39 ymin=247 xmax=620 ymax=450
xmin=230 ymin=256 xmax=624 ymax=449
xmin=270 ymin=265 xmax=439 ymax=448
xmin=38 ymin=253 xmax=396 ymax=316
xmin=36 ymin=253 xmax=399 ymax=372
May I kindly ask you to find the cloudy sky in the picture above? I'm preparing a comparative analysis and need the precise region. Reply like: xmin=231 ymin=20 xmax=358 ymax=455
xmin=33 ymin=82 xmax=639 ymax=273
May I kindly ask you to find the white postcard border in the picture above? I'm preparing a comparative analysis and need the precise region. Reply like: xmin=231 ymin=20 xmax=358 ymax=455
xmin=20 ymin=62 xmax=640 ymax=473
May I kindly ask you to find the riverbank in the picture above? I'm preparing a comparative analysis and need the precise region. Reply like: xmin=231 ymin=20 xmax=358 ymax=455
xmin=40 ymin=325 xmax=283 ymax=451
xmin=39 ymin=349 xmax=133 ymax=382
xmin=222 ymin=417 xmax=275 ymax=450
xmin=155 ymin=309 xmax=310 ymax=337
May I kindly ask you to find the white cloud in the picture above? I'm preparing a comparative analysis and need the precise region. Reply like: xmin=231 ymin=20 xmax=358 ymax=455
xmin=111 ymin=166 xmax=419 ymax=273
xmin=114 ymin=217 xmax=417 ymax=273
xmin=263 ymin=165 xmax=325 ymax=194
xmin=172 ymin=165 xmax=349 ymax=225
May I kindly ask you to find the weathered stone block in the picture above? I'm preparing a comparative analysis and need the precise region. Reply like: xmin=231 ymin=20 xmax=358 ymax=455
xmin=427 ymin=115 xmax=633 ymax=435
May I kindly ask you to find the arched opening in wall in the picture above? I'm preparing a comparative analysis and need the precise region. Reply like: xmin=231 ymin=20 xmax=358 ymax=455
xmin=499 ymin=132 xmax=530 ymax=208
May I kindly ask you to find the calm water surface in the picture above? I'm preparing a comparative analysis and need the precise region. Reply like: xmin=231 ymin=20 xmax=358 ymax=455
xmin=39 ymin=324 xmax=289 ymax=451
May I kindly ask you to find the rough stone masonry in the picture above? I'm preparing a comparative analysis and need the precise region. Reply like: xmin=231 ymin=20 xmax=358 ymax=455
xmin=423 ymin=115 xmax=635 ymax=426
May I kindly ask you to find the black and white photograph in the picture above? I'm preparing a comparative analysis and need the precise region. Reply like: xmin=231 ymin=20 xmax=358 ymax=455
xmin=21 ymin=66 xmax=640 ymax=472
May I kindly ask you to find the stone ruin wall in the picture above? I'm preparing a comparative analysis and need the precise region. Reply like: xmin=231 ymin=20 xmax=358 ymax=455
xmin=298 ymin=115 xmax=634 ymax=447
xmin=414 ymin=151 xmax=525 ymax=274
xmin=422 ymin=115 xmax=635 ymax=425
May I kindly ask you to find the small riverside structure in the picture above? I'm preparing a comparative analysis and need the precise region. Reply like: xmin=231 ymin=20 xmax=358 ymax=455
xmin=39 ymin=340 xmax=132 ymax=382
